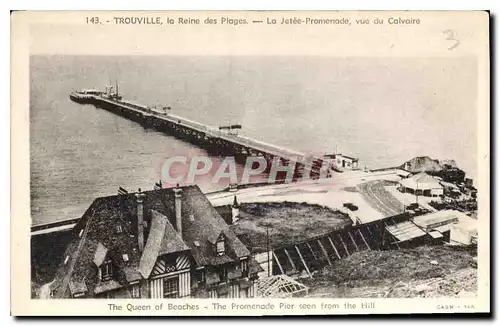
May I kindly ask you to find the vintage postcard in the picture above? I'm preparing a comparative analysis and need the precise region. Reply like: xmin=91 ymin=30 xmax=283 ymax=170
xmin=11 ymin=11 xmax=490 ymax=316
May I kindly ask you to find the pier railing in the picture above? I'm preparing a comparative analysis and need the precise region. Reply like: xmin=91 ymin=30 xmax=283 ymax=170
xmin=94 ymin=95 xmax=325 ymax=171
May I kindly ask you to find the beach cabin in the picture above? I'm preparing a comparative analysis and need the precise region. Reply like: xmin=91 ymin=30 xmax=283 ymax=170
xmin=399 ymin=172 xmax=444 ymax=197
xmin=412 ymin=210 xmax=477 ymax=245
xmin=324 ymin=154 xmax=359 ymax=170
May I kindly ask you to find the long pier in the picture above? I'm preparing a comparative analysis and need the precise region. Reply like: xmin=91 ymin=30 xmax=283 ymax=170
xmin=32 ymin=92 xmax=333 ymax=236
xmin=77 ymin=94 xmax=326 ymax=179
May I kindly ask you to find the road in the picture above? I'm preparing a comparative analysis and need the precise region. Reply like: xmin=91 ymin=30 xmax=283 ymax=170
xmin=357 ymin=180 xmax=404 ymax=217
xmin=207 ymin=170 xmax=403 ymax=223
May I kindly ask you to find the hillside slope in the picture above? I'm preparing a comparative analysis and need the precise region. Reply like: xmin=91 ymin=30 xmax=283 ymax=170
xmin=400 ymin=156 xmax=443 ymax=173
xmin=304 ymin=246 xmax=477 ymax=298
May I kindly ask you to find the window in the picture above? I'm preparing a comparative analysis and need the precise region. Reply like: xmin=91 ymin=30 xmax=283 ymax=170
xmin=241 ymin=259 xmax=248 ymax=277
xmin=163 ymin=277 xmax=179 ymax=298
xmin=216 ymin=234 xmax=226 ymax=256
xmin=196 ymin=269 xmax=205 ymax=283
xmin=218 ymin=267 xmax=227 ymax=283
xmin=122 ymin=254 xmax=129 ymax=262
xmin=101 ymin=260 xmax=113 ymax=281
xmin=216 ymin=241 xmax=225 ymax=255
xmin=131 ymin=284 xmax=141 ymax=298
xmin=115 ymin=225 xmax=123 ymax=234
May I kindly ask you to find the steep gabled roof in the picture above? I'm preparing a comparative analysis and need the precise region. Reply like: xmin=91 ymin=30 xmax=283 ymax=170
xmin=207 ymin=228 xmax=223 ymax=245
xmin=139 ymin=210 xmax=189 ymax=278
xmin=93 ymin=242 xmax=108 ymax=267
xmin=138 ymin=211 xmax=169 ymax=279
xmin=50 ymin=195 xmax=145 ymax=298
xmin=158 ymin=213 xmax=190 ymax=256
xmin=180 ymin=186 xmax=250 ymax=266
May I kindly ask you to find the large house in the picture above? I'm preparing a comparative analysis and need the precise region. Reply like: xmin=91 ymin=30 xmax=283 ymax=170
xmin=48 ymin=185 xmax=262 ymax=299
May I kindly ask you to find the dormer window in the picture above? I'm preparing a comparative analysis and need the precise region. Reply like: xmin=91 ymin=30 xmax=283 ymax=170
xmin=216 ymin=241 xmax=225 ymax=255
xmin=101 ymin=260 xmax=113 ymax=281
xmin=69 ymin=280 xmax=88 ymax=299
xmin=216 ymin=234 xmax=226 ymax=256
xmin=93 ymin=243 xmax=114 ymax=282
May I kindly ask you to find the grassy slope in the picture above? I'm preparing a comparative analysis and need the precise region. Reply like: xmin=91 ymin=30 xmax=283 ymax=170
xmin=303 ymin=245 xmax=477 ymax=298
xmin=217 ymin=202 xmax=352 ymax=250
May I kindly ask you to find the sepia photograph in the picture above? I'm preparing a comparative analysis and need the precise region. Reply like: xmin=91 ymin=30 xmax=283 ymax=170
xmin=30 ymin=55 xmax=479 ymax=300
xmin=10 ymin=11 xmax=490 ymax=315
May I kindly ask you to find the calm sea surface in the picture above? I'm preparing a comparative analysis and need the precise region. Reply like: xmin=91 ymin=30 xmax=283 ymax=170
xmin=30 ymin=55 xmax=478 ymax=225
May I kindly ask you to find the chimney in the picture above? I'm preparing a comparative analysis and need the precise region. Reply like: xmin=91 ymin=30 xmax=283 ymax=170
xmin=231 ymin=196 xmax=240 ymax=223
xmin=173 ymin=184 xmax=183 ymax=236
xmin=135 ymin=188 xmax=146 ymax=252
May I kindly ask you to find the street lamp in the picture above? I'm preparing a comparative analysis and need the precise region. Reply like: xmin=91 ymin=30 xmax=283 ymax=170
xmin=416 ymin=180 xmax=419 ymax=205
xmin=265 ymin=223 xmax=271 ymax=277
xmin=252 ymin=224 xmax=273 ymax=277
xmin=255 ymin=223 xmax=272 ymax=277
